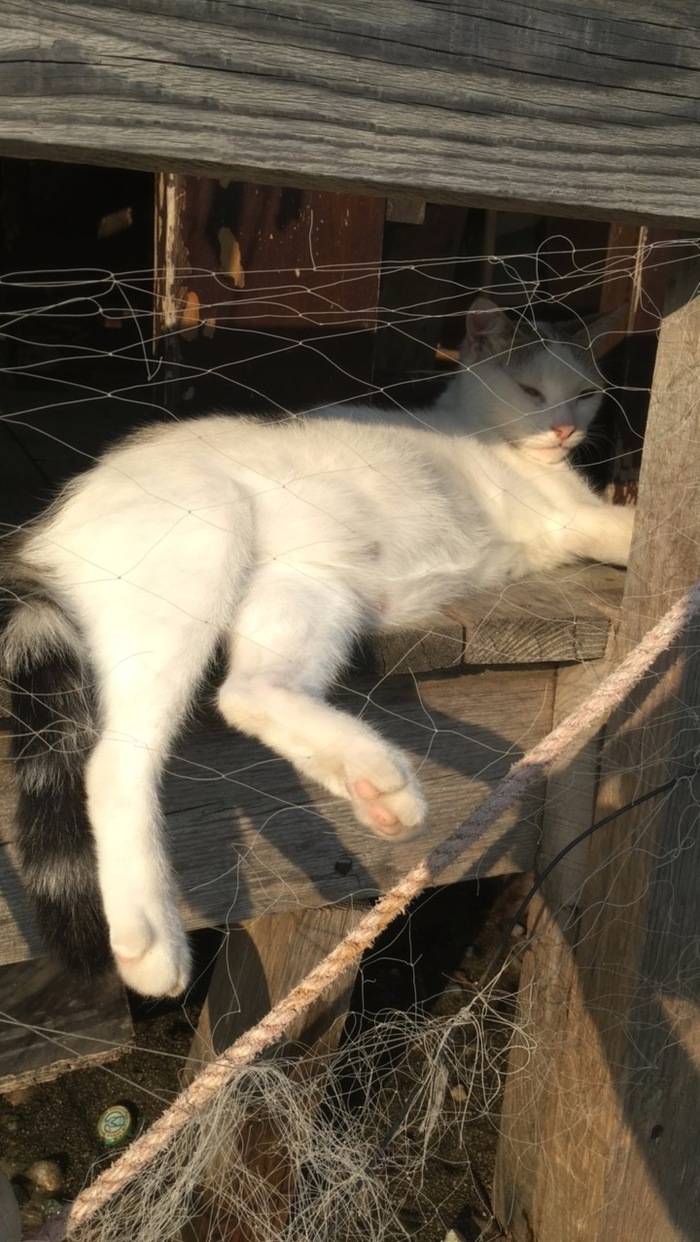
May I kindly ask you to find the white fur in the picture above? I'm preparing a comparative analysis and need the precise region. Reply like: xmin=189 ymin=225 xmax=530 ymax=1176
xmin=21 ymin=301 xmax=634 ymax=995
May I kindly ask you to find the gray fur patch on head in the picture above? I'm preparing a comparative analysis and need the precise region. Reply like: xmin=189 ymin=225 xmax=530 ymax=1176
xmin=499 ymin=320 xmax=602 ymax=391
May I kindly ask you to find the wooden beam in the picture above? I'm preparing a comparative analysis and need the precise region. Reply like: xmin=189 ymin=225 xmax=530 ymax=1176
xmin=445 ymin=564 xmax=623 ymax=667
xmin=494 ymin=259 xmax=700 ymax=1239
xmin=185 ymin=905 xmax=364 ymax=1075
xmin=2 ymin=3 xmax=699 ymax=227
xmin=0 ymin=664 xmax=556 ymax=966
xmin=0 ymin=957 xmax=131 ymax=1091
xmin=363 ymin=564 xmax=623 ymax=678
xmin=367 ymin=565 xmax=623 ymax=676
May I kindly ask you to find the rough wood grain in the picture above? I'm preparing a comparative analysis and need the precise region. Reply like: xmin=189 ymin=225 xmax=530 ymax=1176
xmin=493 ymin=263 xmax=700 ymax=1239
xmin=183 ymin=904 xmax=364 ymax=1242
xmin=1 ymin=2 xmax=699 ymax=226
xmin=361 ymin=563 xmax=623 ymax=678
xmin=0 ymin=666 xmax=554 ymax=966
xmin=493 ymin=655 xmax=615 ymax=1238
xmin=447 ymin=564 xmax=624 ymax=667
xmin=186 ymin=904 xmax=364 ymax=1074
xmin=0 ymin=957 xmax=131 ymax=1091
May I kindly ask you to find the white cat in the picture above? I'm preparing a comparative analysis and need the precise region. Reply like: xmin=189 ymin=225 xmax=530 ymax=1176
xmin=1 ymin=298 xmax=634 ymax=997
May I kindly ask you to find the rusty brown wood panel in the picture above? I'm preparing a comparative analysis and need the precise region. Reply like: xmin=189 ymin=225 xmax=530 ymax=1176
xmin=154 ymin=175 xmax=386 ymax=411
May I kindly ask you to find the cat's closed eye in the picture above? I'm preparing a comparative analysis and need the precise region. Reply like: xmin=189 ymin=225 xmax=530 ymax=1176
xmin=516 ymin=382 xmax=543 ymax=402
xmin=576 ymin=389 xmax=599 ymax=403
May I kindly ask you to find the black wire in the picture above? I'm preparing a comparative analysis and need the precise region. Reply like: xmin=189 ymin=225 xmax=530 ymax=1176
xmin=477 ymin=769 xmax=690 ymax=986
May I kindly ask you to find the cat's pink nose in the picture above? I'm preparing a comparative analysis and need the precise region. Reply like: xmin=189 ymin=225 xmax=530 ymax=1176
xmin=552 ymin=424 xmax=575 ymax=443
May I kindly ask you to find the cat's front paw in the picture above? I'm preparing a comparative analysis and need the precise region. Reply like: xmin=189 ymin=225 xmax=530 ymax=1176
xmin=345 ymin=746 xmax=427 ymax=841
xmin=110 ymin=909 xmax=192 ymax=998
xmin=599 ymin=503 xmax=636 ymax=567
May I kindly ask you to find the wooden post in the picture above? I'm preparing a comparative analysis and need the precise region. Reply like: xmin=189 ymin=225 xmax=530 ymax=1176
xmin=494 ymin=261 xmax=700 ymax=1240
xmin=183 ymin=904 xmax=365 ymax=1242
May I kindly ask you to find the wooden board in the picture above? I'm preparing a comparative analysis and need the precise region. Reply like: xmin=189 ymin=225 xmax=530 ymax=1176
xmin=493 ymin=261 xmax=700 ymax=1239
xmin=1 ymin=3 xmax=700 ymax=227
xmin=446 ymin=564 xmax=623 ymax=667
xmin=0 ymin=665 xmax=556 ymax=966
xmin=362 ymin=563 xmax=624 ymax=678
xmin=363 ymin=565 xmax=623 ymax=677
xmin=0 ymin=957 xmax=131 ymax=1092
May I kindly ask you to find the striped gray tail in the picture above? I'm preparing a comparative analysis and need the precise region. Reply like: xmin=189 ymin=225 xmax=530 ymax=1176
xmin=1 ymin=560 xmax=111 ymax=979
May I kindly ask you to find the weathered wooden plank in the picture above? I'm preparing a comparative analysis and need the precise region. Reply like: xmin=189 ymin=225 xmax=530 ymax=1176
xmin=493 ymin=655 xmax=615 ymax=1236
xmin=493 ymin=261 xmax=700 ymax=1239
xmin=365 ymin=565 xmax=623 ymax=677
xmin=0 ymin=665 xmax=554 ymax=966
xmin=0 ymin=956 xmax=132 ymax=1091
xmin=1 ymin=3 xmax=699 ymax=226
xmin=362 ymin=563 xmax=624 ymax=677
xmin=447 ymin=563 xmax=624 ymax=666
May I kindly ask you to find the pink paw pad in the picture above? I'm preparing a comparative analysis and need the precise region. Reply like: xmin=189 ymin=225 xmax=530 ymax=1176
xmin=352 ymin=779 xmax=401 ymax=832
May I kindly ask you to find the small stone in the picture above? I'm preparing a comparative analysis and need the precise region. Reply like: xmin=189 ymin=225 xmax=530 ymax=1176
xmin=0 ymin=1169 xmax=22 ymax=1242
xmin=449 ymin=1084 xmax=468 ymax=1103
xmin=26 ymin=1160 xmax=65 ymax=1194
xmin=4 ymin=1086 xmax=35 ymax=1107
xmin=43 ymin=1197 xmax=66 ymax=1220
xmin=510 ymin=923 xmax=526 ymax=940
xmin=444 ymin=1230 xmax=467 ymax=1242
xmin=19 ymin=1199 xmax=45 ymax=1232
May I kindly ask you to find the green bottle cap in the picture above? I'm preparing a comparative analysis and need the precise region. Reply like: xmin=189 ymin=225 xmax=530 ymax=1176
xmin=97 ymin=1103 xmax=134 ymax=1147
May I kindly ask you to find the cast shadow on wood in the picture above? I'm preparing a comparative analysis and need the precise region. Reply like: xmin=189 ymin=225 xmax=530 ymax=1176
xmin=164 ymin=663 xmax=550 ymax=937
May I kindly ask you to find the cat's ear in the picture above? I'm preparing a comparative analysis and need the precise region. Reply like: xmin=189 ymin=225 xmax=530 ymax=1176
xmin=465 ymin=296 xmax=514 ymax=362
xmin=566 ymin=303 xmax=629 ymax=359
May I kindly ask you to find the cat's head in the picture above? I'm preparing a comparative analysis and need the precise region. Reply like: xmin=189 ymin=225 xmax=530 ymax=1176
xmin=459 ymin=296 xmax=624 ymax=463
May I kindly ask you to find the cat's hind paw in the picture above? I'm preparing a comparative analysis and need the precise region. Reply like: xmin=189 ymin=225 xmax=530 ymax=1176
xmin=345 ymin=747 xmax=427 ymax=841
xmin=110 ymin=910 xmax=192 ymax=998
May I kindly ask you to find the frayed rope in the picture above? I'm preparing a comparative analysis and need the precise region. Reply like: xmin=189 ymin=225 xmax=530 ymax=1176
xmin=34 ymin=577 xmax=700 ymax=1241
